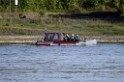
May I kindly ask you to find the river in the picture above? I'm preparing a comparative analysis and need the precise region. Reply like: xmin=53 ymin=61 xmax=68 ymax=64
xmin=0 ymin=43 xmax=124 ymax=82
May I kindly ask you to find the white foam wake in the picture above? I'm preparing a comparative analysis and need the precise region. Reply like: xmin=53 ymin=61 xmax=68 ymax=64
xmin=85 ymin=39 xmax=97 ymax=46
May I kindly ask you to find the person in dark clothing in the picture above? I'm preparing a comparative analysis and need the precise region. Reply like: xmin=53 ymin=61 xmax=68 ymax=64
xmin=75 ymin=35 xmax=79 ymax=41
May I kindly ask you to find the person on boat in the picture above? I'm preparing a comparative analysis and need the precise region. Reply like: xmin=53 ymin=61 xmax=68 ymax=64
xmin=65 ymin=34 xmax=70 ymax=41
xmin=70 ymin=34 xmax=75 ymax=41
xmin=75 ymin=34 xmax=79 ymax=41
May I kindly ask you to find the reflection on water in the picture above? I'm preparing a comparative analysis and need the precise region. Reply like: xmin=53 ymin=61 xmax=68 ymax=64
xmin=0 ymin=44 xmax=124 ymax=82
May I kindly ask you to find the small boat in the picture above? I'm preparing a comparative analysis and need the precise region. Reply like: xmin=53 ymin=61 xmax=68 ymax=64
xmin=34 ymin=32 xmax=97 ymax=46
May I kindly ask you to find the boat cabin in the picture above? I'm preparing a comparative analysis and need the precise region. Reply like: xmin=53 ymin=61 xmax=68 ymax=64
xmin=44 ymin=32 xmax=63 ymax=42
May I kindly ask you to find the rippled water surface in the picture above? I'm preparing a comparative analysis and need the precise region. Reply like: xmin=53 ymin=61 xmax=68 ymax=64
xmin=0 ymin=43 xmax=124 ymax=82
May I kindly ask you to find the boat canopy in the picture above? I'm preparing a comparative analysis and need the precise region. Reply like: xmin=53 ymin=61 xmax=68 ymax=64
xmin=44 ymin=32 xmax=64 ymax=42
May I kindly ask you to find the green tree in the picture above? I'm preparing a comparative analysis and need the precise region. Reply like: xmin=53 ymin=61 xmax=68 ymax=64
xmin=81 ymin=0 xmax=99 ymax=9
xmin=118 ymin=0 xmax=124 ymax=15
xmin=0 ymin=0 xmax=123 ymax=14
xmin=111 ymin=0 xmax=124 ymax=15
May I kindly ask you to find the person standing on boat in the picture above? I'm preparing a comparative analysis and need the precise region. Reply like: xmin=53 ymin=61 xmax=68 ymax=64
xmin=70 ymin=34 xmax=75 ymax=41
xmin=75 ymin=34 xmax=79 ymax=41
xmin=65 ymin=34 xmax=70 ymax=41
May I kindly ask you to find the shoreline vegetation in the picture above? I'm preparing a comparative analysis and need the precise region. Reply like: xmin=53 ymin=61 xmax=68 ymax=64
xmin=0 ymin=0 xmax=124 ymax=43
xmin=0 ymin=12 xmax=124 ymax=43
xmin=0 ymin=12 xmax=124 ymax=35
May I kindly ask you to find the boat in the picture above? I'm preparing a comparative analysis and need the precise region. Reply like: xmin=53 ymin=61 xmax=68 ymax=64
xmin=34 ymin=32 xmax=97 ymax=46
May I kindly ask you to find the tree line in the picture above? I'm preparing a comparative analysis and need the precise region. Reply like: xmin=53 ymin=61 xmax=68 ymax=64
xmin=0 ymin=0 xmax=124 ymax=15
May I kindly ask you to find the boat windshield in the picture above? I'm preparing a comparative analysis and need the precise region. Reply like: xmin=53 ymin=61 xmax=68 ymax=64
xmin=53 ymin=33 xmax=59 ymax=41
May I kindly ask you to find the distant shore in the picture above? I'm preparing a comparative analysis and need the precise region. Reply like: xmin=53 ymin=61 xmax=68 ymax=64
xmin=0 ymin=35 xmax=124 ymax=44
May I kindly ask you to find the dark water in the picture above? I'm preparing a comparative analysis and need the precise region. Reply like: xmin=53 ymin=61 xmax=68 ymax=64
xmin=0 ymin=44 xmax=124 ymax=82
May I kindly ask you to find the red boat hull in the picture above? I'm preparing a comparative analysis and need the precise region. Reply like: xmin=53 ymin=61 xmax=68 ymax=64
xmin=35 ymin=41 xmax=78 ymax=46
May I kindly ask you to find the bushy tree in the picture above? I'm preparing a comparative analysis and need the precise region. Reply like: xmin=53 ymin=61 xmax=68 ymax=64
xmin=0 ymin=0 xmax=123 ymax=15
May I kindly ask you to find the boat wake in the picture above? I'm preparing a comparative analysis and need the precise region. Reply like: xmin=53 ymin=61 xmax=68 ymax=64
xmin=75 ymin=39 xmax=97 ymax=46
xmin=85 ymin=39 xmax=97 ymax=46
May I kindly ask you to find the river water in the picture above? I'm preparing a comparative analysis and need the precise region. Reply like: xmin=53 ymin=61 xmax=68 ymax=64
xmin=0 ymin=43 xmax=124 ymax=82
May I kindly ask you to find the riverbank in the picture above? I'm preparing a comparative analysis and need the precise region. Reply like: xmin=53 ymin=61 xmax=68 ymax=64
xmin=0 ymin=35 xmax=124 ymax=44
xmin=0 ymin=36 xmax=41 ymax=44
xmin=0 ymin=13 xmax=124 ymax=44
xmin=0 ymin=12 xmax=124 ymax=36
